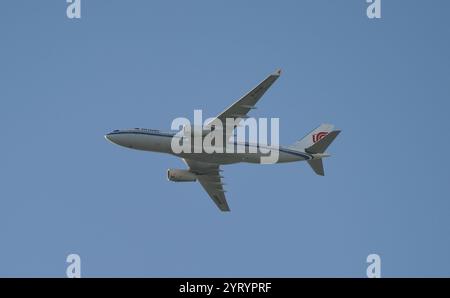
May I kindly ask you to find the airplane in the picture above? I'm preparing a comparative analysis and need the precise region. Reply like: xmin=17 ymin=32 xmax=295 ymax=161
xmin=105 ymin=69 xmax=341 ymax=212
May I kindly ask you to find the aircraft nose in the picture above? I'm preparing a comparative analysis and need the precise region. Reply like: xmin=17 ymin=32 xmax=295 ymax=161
xmin=104 ymin=133 xmax=116 ymax=144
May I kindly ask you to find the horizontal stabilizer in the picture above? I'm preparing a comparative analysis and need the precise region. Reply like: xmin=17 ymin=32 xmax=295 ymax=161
xmin=307 ymin=159 xmax=324 ymax=176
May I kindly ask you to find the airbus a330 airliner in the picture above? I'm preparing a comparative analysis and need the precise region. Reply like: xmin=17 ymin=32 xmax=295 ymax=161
xmin=105 ymin=69 xmax=340 ymax=211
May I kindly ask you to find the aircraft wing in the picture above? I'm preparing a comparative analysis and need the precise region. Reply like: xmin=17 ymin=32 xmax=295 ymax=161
xmin=183 ymin=159 xmax=230 ymax=212
xmin=206 ymin=69 xmax=282 ymax=137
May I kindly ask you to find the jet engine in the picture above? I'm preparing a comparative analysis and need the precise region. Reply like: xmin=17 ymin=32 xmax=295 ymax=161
xmin=167 ymin=169 xmax=197 ymax=182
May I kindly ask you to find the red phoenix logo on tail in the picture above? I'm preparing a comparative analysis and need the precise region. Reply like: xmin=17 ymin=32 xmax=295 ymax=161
xmin=312 ymin=132 xmax=328 ymax=143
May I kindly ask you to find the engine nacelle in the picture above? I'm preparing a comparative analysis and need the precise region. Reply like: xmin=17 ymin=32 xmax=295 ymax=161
xmin=167 ymin=169 xmax=197 ymax=182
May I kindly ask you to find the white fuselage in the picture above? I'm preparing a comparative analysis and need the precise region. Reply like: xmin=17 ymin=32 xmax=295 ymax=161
xmin=105 ymin=128 xmax=314 ymax=165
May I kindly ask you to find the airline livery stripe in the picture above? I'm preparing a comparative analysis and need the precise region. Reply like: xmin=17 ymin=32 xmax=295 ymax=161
xmin=107 ymin=131 xmax=312 ymax=160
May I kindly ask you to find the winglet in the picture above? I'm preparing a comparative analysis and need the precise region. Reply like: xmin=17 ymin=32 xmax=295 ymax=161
xmin=274 ymin=69 xmax=282 ymax=76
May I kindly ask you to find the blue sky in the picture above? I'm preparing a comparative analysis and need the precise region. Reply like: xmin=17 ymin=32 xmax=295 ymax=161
xmin=1 ymin=0 xmax=450 ymax=277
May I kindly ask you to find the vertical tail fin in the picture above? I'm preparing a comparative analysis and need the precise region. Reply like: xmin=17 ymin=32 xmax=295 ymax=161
xmin=290 ymin=125 xmax=341 ymax=176
xmin=305 ymin=130 xmax=341 ymax=176
xmin=288 ymin=124 xmax=334 ymax=151
xmin=306 ymin=130 xmax=341 ymax=154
